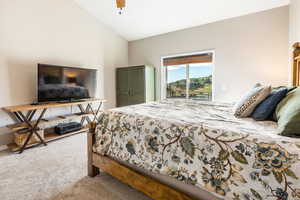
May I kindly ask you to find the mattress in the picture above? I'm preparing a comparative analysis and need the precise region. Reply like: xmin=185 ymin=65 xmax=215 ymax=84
xmin=94 ymin=99 xmax=300 ymax=200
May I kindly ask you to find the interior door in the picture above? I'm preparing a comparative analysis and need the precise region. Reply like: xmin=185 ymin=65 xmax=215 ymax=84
xmin=117 ymin=69 xmax=129 ymax=107
xmin=128 ymin=67 xmax=145 ymax=105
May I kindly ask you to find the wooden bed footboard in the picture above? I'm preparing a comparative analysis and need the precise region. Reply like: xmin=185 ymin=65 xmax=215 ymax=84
xmin=87 ymin=122 xmax=196 ymax=200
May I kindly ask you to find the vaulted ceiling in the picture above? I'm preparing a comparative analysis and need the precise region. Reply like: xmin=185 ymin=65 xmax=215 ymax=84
xmin=74 ymin=0 xmax=289 ymax=41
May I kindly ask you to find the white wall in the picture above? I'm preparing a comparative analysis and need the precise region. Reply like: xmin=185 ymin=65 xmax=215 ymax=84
xmin=289 ymin=0 xmax=300 ymax=84
xmin=129 ymin=6 xmax=289 ymax=102
xmin=0 ymin=0 xmax=128 ymax=144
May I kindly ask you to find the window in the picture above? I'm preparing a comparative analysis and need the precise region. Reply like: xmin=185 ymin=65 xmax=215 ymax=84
xmin=163 ymin=52 xmax=213 ymax=101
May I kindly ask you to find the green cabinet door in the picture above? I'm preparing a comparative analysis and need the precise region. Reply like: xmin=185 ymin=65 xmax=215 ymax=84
xmin=116 ymin=68 xmax=129 ymax=107
xmin=128 ymin=67 xmax=145 ymax=105
xmin=116 ymin=65 xmax=155 ymax=107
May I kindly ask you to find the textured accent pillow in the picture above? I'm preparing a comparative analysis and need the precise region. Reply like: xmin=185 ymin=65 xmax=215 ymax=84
xmin=234 ymin=86 xmax=271 ymax=118
xmin=275 ymin=87 xmax=300 ymax=136
xmin=252 ymin=88 xmax=288 ymax=121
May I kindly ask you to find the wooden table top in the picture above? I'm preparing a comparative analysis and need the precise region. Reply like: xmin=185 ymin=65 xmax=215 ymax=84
xmin=2 ymin=99 xmax=106 ymax=112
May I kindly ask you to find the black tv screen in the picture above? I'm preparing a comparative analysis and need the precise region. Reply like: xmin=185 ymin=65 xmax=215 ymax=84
xmin=38 ymin=64 xmax=97 ymax=102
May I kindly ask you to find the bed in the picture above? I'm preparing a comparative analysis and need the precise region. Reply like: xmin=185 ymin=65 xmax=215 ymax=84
xmin=88 ymin=99 xmax=300 ymax=200
xmin=88 ymin=43 xmax=300 ymax=200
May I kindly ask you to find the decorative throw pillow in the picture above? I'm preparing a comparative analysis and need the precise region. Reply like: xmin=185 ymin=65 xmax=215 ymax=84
xmin=271 ymin=86 xmax=297 ymax=121
xmin=272 ymin=86 xmax=297 ymax=93
xmin=234 ymin=86 xmax=271 ymax=118
xmin=275 ymin=87 xmax=300 ymax=136
xmin=252 ymin=88 xmax=288 ymax=121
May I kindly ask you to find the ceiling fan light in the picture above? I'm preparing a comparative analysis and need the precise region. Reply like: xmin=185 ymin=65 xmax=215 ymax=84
xmin=116 ymin=0 xmax=125 ymax=9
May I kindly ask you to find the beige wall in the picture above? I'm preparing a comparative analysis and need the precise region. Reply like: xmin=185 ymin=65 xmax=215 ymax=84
xmin=0 ymin=0 xmax=128 ymax=144
xmin=289 ymin=0 xmax=300 ymax=84
xmin=129 ymin=6 xmax=289 ymax=102
xmin=290 ymin=1 xmax=300 ymax=43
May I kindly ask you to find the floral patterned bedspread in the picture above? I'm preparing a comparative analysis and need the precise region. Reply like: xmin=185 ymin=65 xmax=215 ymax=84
xmin=93 ymin=99 xmax=300 ymax=200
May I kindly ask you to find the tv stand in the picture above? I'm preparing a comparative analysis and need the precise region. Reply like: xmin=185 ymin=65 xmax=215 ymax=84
xmin=2 ymin=98 xmax=106 ymax=153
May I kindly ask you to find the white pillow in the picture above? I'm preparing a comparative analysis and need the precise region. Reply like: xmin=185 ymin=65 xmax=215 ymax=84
xmin=234 ymin=86 xmax=271 ymax=118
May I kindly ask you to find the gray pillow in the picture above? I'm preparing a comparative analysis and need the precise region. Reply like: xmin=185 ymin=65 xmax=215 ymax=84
xmin=234 ymin=86 xmax=271 ymax=118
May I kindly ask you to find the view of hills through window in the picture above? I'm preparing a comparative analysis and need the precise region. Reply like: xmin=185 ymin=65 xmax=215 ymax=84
xmin=166 ymin=63 xmax=213 ymax=101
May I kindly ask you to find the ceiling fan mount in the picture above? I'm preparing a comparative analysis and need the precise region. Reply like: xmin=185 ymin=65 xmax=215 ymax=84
xmin=116 ymin=0 xmax=126 ymax=15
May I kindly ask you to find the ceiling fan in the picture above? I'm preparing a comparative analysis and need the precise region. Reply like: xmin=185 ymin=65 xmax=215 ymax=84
xmin=116 ymin=0 xmax=126 ymax=15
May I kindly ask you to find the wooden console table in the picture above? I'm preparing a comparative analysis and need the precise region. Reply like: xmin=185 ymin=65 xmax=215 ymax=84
xmin=2 ymin=99 xmax=106 ymax=153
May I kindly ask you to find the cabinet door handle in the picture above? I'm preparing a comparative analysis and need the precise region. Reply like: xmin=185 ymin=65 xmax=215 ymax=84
xmin=129 ymin=89 xmax=134 ymax=96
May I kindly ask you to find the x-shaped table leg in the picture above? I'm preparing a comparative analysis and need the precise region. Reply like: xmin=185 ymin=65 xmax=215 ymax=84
xmin=87 ymin=102 xmax=103 ymax=123
xmin=78 ymin=104 xmax=92 ymax=125
xmin=78 ymin=102 xmax=103 ymax=125
xmin=17 ymin=108 xmax=48 ymax=153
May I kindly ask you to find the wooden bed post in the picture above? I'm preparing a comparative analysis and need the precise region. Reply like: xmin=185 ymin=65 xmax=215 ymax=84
xmin=293 ymin=42 xmax=300 ymax=86
xmin=88 ymin=122 xmax=99 ymax=177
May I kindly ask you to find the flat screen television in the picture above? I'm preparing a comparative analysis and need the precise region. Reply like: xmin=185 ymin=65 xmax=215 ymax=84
xmin=38 ymin=64 xmax=97 ymax=102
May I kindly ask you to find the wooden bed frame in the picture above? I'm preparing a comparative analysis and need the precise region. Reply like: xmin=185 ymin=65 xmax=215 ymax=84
xmin=87 ymin=123 xmax=196 ymax=200
xmin=293 ymin=42 xmax=300 ymax=86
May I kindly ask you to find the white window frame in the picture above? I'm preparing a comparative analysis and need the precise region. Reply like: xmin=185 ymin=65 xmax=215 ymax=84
xmin=160 ymin=50 xmax=215 ymax=101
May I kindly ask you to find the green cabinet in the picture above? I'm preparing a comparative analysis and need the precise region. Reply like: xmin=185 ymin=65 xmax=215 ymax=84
xmin=116 ymin=65 xmax=155 ymax=107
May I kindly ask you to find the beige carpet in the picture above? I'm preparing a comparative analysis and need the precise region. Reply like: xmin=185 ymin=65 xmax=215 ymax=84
xmin=50 ymin=174 xmax=152 ymax=200
xmin=0 ymin=133 xmax=151 ymax=200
